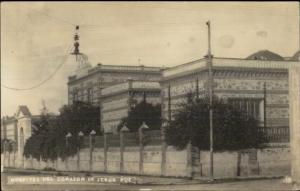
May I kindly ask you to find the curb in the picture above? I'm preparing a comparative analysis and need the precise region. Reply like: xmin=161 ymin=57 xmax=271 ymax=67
xmin=2 ymin=168 xmax=286 ymax=186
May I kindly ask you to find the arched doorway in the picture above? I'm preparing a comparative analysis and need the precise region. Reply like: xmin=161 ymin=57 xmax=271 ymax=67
xmin=17 ymin=127 xmax=25 ymax=168
xmin=19 ymin=127 xmax=24 ymax=155
xmin=20 ymin=127 xmax=24 ymax=143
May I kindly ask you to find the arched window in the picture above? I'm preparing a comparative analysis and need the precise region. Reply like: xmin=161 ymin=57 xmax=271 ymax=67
xmin=20 ymin=127 xmax=24 ymax=148
xmin=20 ymin=127 xmax=24 ymax=136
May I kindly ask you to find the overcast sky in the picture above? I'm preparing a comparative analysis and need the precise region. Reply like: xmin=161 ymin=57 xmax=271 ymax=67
xmin=1 ymin=2 xmax=299 ymax=117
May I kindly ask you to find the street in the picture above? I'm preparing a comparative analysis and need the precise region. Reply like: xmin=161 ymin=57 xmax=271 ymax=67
xmin=1 ymin=171 xmax=299 ymax=191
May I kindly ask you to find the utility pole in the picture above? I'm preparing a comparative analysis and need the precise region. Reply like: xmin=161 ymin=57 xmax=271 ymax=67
xmin=206 ymin=21 xmax=214 ymax=180
xmin=196 ymin=77 xmax=199 ymax=99
xmin=168 ymin=84 xmax=171 ymax=121
xmin=263 ymin=81 xmax=267 ymax=128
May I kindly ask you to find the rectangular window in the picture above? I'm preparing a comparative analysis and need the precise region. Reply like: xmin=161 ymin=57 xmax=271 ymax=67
xmin=79 ymin=90 xmax=84 ymax=101
xmin=87 ymin=88 xmax=93 ymax=103
xmin=73 ymin=89 xmax=78 ymax=102
xmin=228 ymin=98 xmax=264 ymax=122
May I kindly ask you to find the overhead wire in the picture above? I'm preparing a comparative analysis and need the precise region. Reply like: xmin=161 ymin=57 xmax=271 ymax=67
xmin=23 ymin=6 xmax=202 ymax=29
xmin=2 ymin=7 xmax=75 ymax=91
xmin=2 ymin=7 xmax=203 ymax=91
xmin=26 ymin=7 xmax=76 ymax=27
xmin=1 ymin=44 xmax=73 ymax=91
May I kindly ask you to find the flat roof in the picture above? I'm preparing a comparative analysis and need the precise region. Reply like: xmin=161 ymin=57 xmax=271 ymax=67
xmin=68 ymin=64 xmax=163 ymax=83
xmin=162 ymin=57 xmax=299 ymax=79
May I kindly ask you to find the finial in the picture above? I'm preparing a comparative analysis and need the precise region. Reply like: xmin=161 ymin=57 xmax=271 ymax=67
xmin=140 ymin=122 xmax=149 ymax=129
xmin=73 ymin=25 xmax=80 ymax=57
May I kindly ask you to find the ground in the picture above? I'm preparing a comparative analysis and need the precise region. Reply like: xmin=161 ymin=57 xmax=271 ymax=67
xmin=1 ymin=170 xmax=299 ymax=191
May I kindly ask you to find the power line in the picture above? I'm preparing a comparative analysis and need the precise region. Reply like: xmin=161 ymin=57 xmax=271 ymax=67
xmin=15 ymin=6 xmax=206 ymax=39
xmin=23 ymin=6 xmax=203 ymax=29
xmin=1 ymin=44 xmax=73 ymax=91
xmin=26 ymin=7 xmax=76 ymax=27
xmin=81 ymin=22 xmax=202 ymax=28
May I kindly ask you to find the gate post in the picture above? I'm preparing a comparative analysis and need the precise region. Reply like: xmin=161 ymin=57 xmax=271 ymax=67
xmin=120 ymin=125 xmax=129 ymax=173
xmin=161 ymin=126 xmax=167 ymax=176
xmin=104 ymin=132 xmax=109 ymax=173
xmin=77 ymin=131 xmax=84 ymax=171
xmin=89 ymin=130 xmax=96 ymax=172
xmin=237 ymin=150 xmax=242 ymax=176
xmin=39 ymin=156 xmax=42 ymax=170
xmin=186 ymin=141 xmax=193 ymax=178
xmin=13 ymin=151 xmax=16 ymax=168
xmin=65 ymin=132 xmax=72 ymax=171
xmin=8 ymin=151 xmax=11 ymax=167
xmin=139 ymin=122 xmax=149 ymax=175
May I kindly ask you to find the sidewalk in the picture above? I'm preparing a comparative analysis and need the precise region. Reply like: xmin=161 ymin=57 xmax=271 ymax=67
xmin=2 ymin=168 xmax=299 ymax=191
xmin=2 ymin=168 xmax=200 ymax=185
xmin=1 ymin=167 xmax=292 ymax=186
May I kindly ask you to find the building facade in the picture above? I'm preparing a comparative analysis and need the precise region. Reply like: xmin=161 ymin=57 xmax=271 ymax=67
xmin=67 ymin=64 xmax=163 ymax=105
xmin=289 ymin=65 xmax=300 ymax=183
xmin=1 ymin=106 xmax=41 ymax=167
xmin=160 ymin=54 xmax=299 ymax=143
xmin=101 ymin=80 xmax=161 ymax=133
xmin=1 ymin=116 xmax=17 ymax=142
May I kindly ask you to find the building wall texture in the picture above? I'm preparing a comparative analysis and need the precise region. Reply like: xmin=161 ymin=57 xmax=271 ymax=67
xmin=101 ymin=80 xmax=161 ymax=133
xmin=67 ymin=64 xmax=162 ymax=105
xmin=160 ymin=58 xmax=298 ymax=145
xmin=289 ymin=65 xmax=300 ymax=183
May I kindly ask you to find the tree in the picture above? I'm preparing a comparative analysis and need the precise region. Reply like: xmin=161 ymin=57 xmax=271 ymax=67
xmin=165 ymin=93 xmax=264 ymax=151
xmin=24 ymin=101 xmax=101 ymax=161
xmin=117 ymin=100 xmax=162 ymax=132
xmin=59 ymin=101 xmax=101 ymax=135
xmin=24 ymin=113 xmax=59 ymax=161
xmin=1 ymin=139 xmax=13 ymax=154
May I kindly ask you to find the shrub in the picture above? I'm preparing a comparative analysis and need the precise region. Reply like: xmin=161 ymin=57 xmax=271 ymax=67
xmin=165 ymin=94 xmax=264 ymax=151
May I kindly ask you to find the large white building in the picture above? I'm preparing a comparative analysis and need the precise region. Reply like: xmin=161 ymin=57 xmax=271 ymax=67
xmin=160 ymin=50 xmax=299 ymax=143
xmin=100 ymin=80 xmax=161 ymax=133
xmin=67 ymin=62 xmax=163 ymax=106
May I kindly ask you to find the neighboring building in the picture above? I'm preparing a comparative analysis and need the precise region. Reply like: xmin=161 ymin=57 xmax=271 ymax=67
xmin=100 ymin=80 xmax=161 ymax=133
xmin=291 ymin=50 xmax=300 ymax=61
xmin=67 ymin=63 xmax=163 ymax=106
xmin=1 ymin=106 xmax=35 ymax=144
xmin=1 ymin=106 xmax=44 ymax=167
xmin=160 ymin=50 xmax=299 ymax=143
xmin=1 ymin=116 xmax=17 ymax=141
xmin=246 ymin=50 xmax=285 ymax=61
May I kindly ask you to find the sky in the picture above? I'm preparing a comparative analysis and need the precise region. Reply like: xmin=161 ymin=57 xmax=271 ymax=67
xmin=1 ymin=2 xmax=299 ymax=117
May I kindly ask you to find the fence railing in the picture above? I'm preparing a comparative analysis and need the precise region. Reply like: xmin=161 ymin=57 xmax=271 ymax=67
xmin=259 ymin=126 xmax=289 ymax=143
xmin=82 ymin=127 xmax=289 ymax=149
xmin=82 ymin=130 xmax=161 ymax=148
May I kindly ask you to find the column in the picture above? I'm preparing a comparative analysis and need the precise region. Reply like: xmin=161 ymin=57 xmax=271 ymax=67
xmin=104 ymin=132 xmax=108 ymax=172
xmin=186 ymin=141 xmax=193 ymax=178
xmin=89 ymin=130 xmax=96 ymax=172
xmin=139 ymin=122 xmax=149 ymax=175
xmin=161 ymin=126 xmax=167 ymax=176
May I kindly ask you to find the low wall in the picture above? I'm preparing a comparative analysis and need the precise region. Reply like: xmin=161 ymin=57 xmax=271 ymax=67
xmin=1 ymin=146 xmax=290 ymax=179
xmin=258 ymin=147 xmax=291 ymax=176
xmin=143 ymin=146 xmax=162 ymax=176
xmin=123 ymin=147 xmax=140 ymax=174
xmin=166 ymin=146 xmax=188 ymax=177
xmin=92 ymin=148 xmax=105 ymax=172
xmin=199 ymin=147 xmax=290 ymax=178
xmin=107 ymin=147 xmax=120 ymax=173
